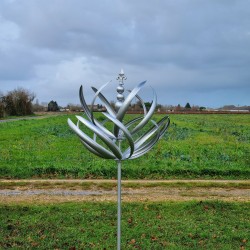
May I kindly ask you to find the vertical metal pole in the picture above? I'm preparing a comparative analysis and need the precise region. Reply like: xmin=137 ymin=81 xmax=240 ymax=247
xmin=117 ymin=159 xmax=121 ymax=250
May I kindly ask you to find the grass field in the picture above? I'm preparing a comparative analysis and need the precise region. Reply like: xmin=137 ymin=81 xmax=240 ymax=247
xmin=0 ymin=113 xmax=249 ymax=179
xmin=0 ymin=201 xmax=249 ymax=249
xmin=0 ymin=114 xmax=249 ymax=249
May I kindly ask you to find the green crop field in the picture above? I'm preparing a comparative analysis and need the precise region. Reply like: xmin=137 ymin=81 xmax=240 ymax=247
xmin=0 ymin=201 xmax=249 ymax=249
xmin=0 ymin=114 xmax=249 ymax=250
xmin=0 ymin=113 xmax=249 ymax=179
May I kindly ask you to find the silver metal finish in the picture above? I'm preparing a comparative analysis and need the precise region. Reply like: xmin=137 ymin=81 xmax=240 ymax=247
xmin=117 ymin=160 xmax=121 ymax=250
xmin=115 ymin=69 xmax=127 ymax=111
xmin=117 ymin=140 xmax=122 ymax=250
xmin=68 ymin=70 xmax=170 ymax=249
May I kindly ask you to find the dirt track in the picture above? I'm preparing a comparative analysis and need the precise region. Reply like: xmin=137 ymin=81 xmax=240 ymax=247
xmin=0 ymin=179 xmax=249 ymax=204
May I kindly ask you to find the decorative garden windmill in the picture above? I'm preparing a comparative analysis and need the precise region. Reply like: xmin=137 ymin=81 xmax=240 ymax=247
xmin=68 ymin=70 xmax=170 ymax=249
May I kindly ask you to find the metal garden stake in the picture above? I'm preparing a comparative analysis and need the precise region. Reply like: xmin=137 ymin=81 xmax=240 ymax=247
xmin=68 ymin=70 xmax=170 ymax=249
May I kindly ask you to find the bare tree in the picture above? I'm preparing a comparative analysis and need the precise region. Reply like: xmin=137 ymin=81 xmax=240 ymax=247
xmin=67 ymin=103 xmax=82 ymax=112
xmin=32 ymin=100 xmax=47 ymax=112
xmin=3 ymin=88 xmax=35 ymax=116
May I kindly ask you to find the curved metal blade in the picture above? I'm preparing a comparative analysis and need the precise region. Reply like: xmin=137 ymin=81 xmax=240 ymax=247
xmin=125 ymin=116 xmax=143 ymax=129
xmin=128 ymin=116 xmax=169 ymax=159
xmin=124 ymin=116 xmax=144 ymax=134
xmin=79 ymin=85 xmax=92 ymax=119
xmin=90 ymin=81 xmax=114 ymax=123
xmin=68 ymin=118 xmax=116 ymax=159
xmin=76 ymin=115 xmax=122 ymax=159
xmin=79 ymin=85 xmax=116 ymax=139
xmin=92 ymin=118 xmax=111 ymax=142
xmin=159 ymin=116 xmax=170 ymax=139
xmin=128 ymin=130 xmax=160 ymax=159
xmin=127 ymin=90 xmax=147 ymax=116
xmin=80 ymin=139 xmax=115 ymax=159
xmin=132 ymin=118 xmax=162 ymax=150
xmin=91 ymin=86 xmax=116 ymax=117
xmin=135 ymin=116 xmax=169 ymax=144
xmin=77 ymin=116 xmax=115 ymax=141
xmin=131 ymin=87 xmax=157 ymax=134
xmin=134 ymin=119 xmax=166 ymax=154
xmin=122 ymin=119 xmax=158 ymax=158
xmin=102 ymin=112 xmax=134 ymax=158
xmin=125 ymin=116 xmax=169 ymax=157
xmin=114 ymin=81 xmax=146 ymax=137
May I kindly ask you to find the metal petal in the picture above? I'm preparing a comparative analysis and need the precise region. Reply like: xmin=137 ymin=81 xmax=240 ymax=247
xmin=79 ymin=85 xmax=115 ymax=139
xmin=80 ymin=139 xmax=115 ymax=159
xmin=133 ymin=118 xmax=167 ymax=154
xmin=159 ymin=116 xmax=170 ymax=139
xmin=123 ymin=122 xmax=158 ymax=158
xmin=128 ymin=116 xmax=169 ymax=159
xmin=127 ymin=90 xmax=147 ymax=115
xmin=135 ymin=116 xmax=169 ymax=153
xmin=79 ymin=85 xmax=92 ymax=119
xmin=114 ymin=80 xmax=146 ymax=136
xmin=122 ymin=116 xmax=169 ymax=158
xmin=76 ymin=115 xmax=122 ymax=159
xmin=91 ymin=86 xmax=116 ymax=117
xmin=90 ymin=81 xmax=115 ymax=123
xmin=116 ymin=81 xmax=146 ymax=121
xmin=131 ymin=87 xmax=157 ymax=134
xmin=68 ymin=118 xmax=116 ymax=159
xmin=134 ymin=116 xmax=169 ymax=148
xmin=102 ymin=112 xmax=134 ymax=158
xmin=128 ymin=131 xmax=160 ymax=159
xmin=125 ymin=116 xmax=143 ymax=130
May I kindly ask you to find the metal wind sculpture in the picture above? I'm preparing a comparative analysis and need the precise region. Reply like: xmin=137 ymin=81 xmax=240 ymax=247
xmin=68 ymin=70 xmax=170 ymax=249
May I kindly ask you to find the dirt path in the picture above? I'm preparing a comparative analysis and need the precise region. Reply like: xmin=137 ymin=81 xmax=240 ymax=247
xmin=1 ymin=179 xmax=249 ymax=183
xmin=0 ymin=113 xmax=61 ymax=123
xmin=0 ymin=179 xmax=249 ymax=204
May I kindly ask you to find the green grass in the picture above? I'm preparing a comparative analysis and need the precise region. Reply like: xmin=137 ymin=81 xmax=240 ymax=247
xmin=0 ymin=201 xmax=249 ymax=249
xmin=0 ymin=113 xmax=249 ymax=179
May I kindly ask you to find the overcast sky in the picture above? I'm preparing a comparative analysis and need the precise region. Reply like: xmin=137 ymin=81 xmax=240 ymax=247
xmin=0 ymin=0 xmax=249 ymax=108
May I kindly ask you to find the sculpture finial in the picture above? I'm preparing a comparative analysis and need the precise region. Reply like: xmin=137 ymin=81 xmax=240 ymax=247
xmin=115 ymin=69 xmax=127 ymax=111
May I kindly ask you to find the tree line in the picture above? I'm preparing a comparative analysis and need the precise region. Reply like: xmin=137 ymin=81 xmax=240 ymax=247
xmin=0 ymin=88 xmax=62 ymax=118
xmin=0 ymin=87 xmax=210 ymax=119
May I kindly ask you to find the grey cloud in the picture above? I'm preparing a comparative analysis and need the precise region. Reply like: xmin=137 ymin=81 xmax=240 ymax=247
xmin=0 ymin=0 xmax=249 ymax=107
